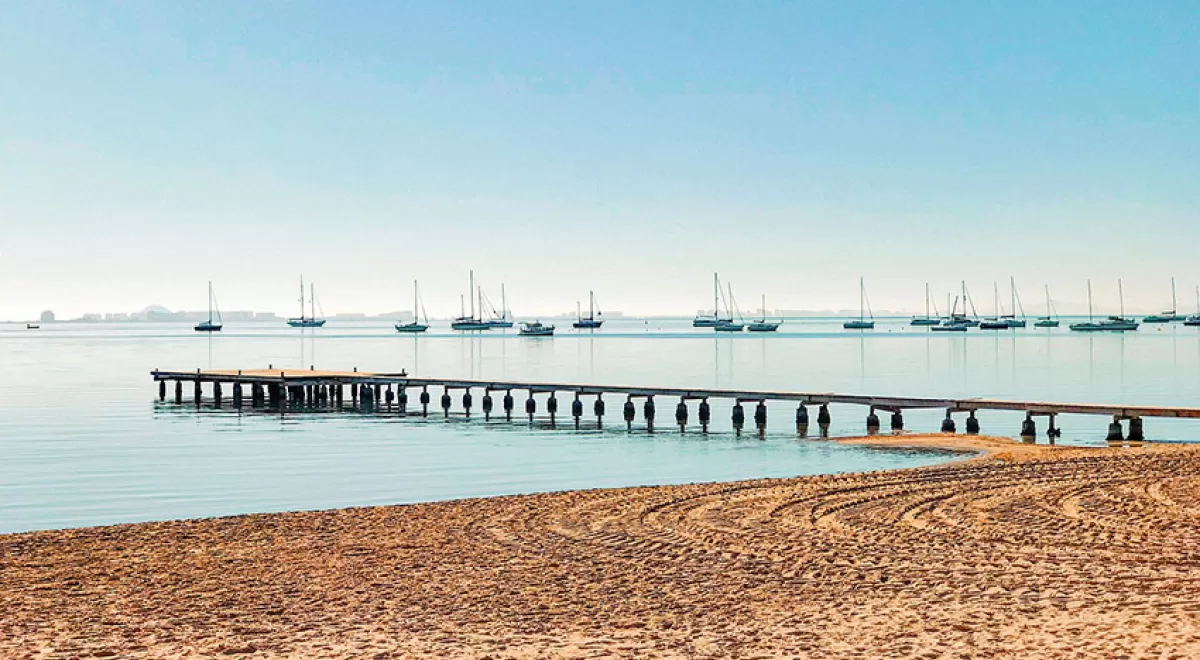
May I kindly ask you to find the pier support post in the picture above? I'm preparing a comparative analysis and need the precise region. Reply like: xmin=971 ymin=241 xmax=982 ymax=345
xmin=441 ymin=388 xmax=452 ymax=418
xmin=623 ymin=396 xmax=635 ymax=431
xmin=676 ymin=398 xmax=688 ymax=432
xmin=503 ymin=390 xmax=513 ymax=421
xmin=796 ymin=405 xmax=808 ymax=437
xmin=890 ymin=410 xmax=904 ymax=433
xmin=1020 ymin=413 xmax=1036 ymax=444
xmin=233 ymin=382 xmax=243 ymax=409
xmin=594 ymin=394 xmax=605 ymax=427
xmin=213 ymin=382 xmax=222 ymax=408
xmin=267 ymin=383 xmax=280 ymax=408
xmin=941 ymin=410 xmax=957 ymax=434
xmin=732 ymin=401 xmax=745 ymax=434
xmin=334 ymin=384 xmax=343 ymax=410
xmin=175 ymin=381 xmax=183 ymax=404
xmin=547 ymin=393 xmax=558 ymax=426
xmin=420 ymin=387 xmax=430 ymax=417
xmin=397 ymin=387 xmax=407 ymax=414
xmin=1047 ymin=414 xmax=1059 ymax=445
xmin=698 ymin=398 xmax=711 ymax=433
xmin=1106 ymin=416 xmax=1124 ymax=444
xmin=194 ymin=380 xmax=202 ymax=407
xmin=306 ymin=385 xmax=315 ymax=408
xmin=754 ymin=401 xmax=767 ymax=437
xmin=158 ymin=380 xmax=166 ymax=402
xmin=483 ymin=391 xmax=493 ymax=420
xmin=643 ymin=396 xmax=655 ymax=432
xmin=866 ymin=408 xmax=880 ymax=435
xmin=462 ymin=389 xmax=473 ymax=418
xmin=526 ymin=393 xmax=537 ymax=423
xmin=352 ymin=384 xmax=359 ymax=410
xmin=1128 ymin=417 xmax=1144 ymax=445
xmin=966 ymin=411 xmax=980 ymax=435
xmin=817 ymin=404 xmax=830 ymax=438
xmin=572 ymin=394 xmax=583 ymax=429
xmin=373 ymin=384 xmax=382 ymax=410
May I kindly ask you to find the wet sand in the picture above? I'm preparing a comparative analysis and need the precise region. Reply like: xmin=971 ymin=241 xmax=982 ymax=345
xmin=3 ymin=435 xmax=1198 ymax=658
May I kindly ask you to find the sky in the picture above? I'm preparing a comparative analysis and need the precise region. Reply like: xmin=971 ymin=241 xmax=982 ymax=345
xmin=1 ymin=1 xmax=1197 ymax=319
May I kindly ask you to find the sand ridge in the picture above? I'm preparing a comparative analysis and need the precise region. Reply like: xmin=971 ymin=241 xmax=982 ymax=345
xmin=2 ymin=435 xmax=1198 ymax=658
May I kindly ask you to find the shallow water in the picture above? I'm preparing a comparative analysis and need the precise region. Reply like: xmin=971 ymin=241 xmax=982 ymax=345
xmin=3 ymin=317 xmax=1198 ymax=533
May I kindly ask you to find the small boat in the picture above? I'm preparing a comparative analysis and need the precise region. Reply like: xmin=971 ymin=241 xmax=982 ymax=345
xmin=26 ymin=323 xmax=39 ymax=330
xmin=1185 ymin=287 xmax=1200 ymax=326
xmin=910 ymin=283 xmax=941 ymax=325
xmin=485 ymin=284 xmax=515 ymax=328
xmin=747 ymin=294 xmax=780 ymax=332
xmin=843 ymin=277 xmax=875 ymax=329
xmin=519 ymin=320 xmax=554 ymax=336
xmin=1070 ymin=279 xmax=1139 ymax=332
xmin=931 ymin=296 xmax=970 ymax=331
xmin=979 ymin=282 xmax=1012 ymax=330
xmin=1143 ymin=277 xmax=1181 ymax=323
xmin=451 ymin=271 xmax=493 ymax=331
xmin=573 ymin=291 xmax=603 ymax=329
xmin=395 ymin=280 xmax=430 ymax=333
xmin=693 ymin=273 xmax=733 ymax=327
xmin=714 ymin=283 xmax=745 ymax=331
xmin=1035 ymin=284 xmax=1060 ymax=327
xmin=286 ymin=277 xmax=327 ymax=328
xmin=1001 ymin=277 xmax=1027 ymax=327
xmin=194 ymin=281 xmax=223 ymax=332
xmin=946 ymin=281 xmax=981 ymax=327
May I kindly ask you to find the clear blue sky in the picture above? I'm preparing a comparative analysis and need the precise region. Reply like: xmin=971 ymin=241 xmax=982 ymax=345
xmin=1 ymin=1 xmax=1196 ymax=319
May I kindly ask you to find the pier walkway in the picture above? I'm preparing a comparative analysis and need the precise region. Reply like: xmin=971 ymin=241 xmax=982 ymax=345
xmin=152 ymin=368 xmax=1200 ymax=444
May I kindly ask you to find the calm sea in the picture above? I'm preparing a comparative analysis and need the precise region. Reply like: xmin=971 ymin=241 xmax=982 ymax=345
xmin=3 ymin=317 xmax=1198 ymax=534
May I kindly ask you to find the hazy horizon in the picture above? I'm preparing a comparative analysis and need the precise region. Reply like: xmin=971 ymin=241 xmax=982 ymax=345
xmin=2 ymin=2 xmax=1196 ymax=320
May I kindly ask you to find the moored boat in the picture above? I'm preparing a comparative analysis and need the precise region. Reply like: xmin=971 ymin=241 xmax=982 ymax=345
xmin=1070 ymin=279 xmax=1139 ymax=332
xmin=519 ymin=321 xmax=554 ymax=336
xmin=714 ymin=283 xmax=745 ymax=332
xmin=286 ymin=277 xmax=326 ymax=328
xmin=693 ymin=273 xmax=733 ymax=327
xmin=1035 ymin=284 xmax=1060 ymax=327
xmin=452 ymin=271 xmax=492 ymax=331
xmin=572 ymin=291 xmax=603 ymax=329
xmin=1185 ymin=287 xmax=1200 ymax=326
xmin=1143 ymin=277 xmax=1181 ymax=323
xmin=395 ymin=280 xmax=430 ymax=333
xmin=195 ymin=281 xmax=223 ymax=332
xmin=746 ymin=293 xmax=780 ymax=332
xmin=910 ymin=284 xmax=941 ymax=325
xmin=843 ymin=277 xmax=875 ymax=330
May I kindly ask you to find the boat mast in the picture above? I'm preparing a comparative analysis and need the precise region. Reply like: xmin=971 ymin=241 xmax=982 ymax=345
xmin=925 ymin=283 xmax=930 ymax=318
xmin=207 ymin=281 xmax=213 ymax=324
xmin=994 ymin=281 xmax=999 ymax=317
xmin=1119 ymin=278 xmax=1125 ymax=318
xmin=859 ymin=277 xmax=865 ymax=322
xmin=469 ymin=270 xmax=476 ymax=320
xmin=1045 ymin=284 xmax=1051 ymax=317
xmin=761 ymin=293 xmax=767 ymax=322
xmin=501 ymin=284 xmax=508 ymax=321
xmin=589 ymin=290 xmax=595 ymax=320
xmin=413 ymin=280 xmax=419 ymax=322
xmin=299 ymin=276 xmax=305 ymax=320
xmin=1171 ymin=276 xmax=1177 ymax=314
xmin=713 ymin=272 xmax=719 ymax=319
xmin=310 ymin=283 xmax=316 ymax=320
xmin=1087 ymin=279 xmax=1094 ymax=322
xmin=1010 ymin=277 xmax=1015 ymax=317
xmin=577 ymin=301 xmax=582 ymax=322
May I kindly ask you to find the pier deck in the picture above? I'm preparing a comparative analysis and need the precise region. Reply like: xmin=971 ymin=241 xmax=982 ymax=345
xmin=152 ymin=368 xmax=1200 ymax=443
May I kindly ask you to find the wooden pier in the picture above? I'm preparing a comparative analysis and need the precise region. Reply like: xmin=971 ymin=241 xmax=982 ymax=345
xmin=150 ymin=367 xmax=1200 ymax=444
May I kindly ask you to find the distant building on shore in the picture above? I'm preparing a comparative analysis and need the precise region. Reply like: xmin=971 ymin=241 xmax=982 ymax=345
xmin=40 ymin=310 xmax=55 ymax=323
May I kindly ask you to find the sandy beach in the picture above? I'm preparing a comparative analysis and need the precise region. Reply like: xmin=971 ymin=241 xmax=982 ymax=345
xmin=3 ymin=435 xmax=1198 ymax=658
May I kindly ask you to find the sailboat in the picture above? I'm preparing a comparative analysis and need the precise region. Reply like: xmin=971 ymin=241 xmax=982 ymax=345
xmin=747 ymin=294 xmax=781 ymax=332
xmin=931 ymin=296 xmax=969 ymax=331
xmin=693 ymin=273 xmax=731 ymax=327
xmin=451 ymin=270 xmax=492 ymax=331
xmin=714 ymin=283 xmax=745 ymax=331
xmin=1143 ymin=277 xmax=1181 ymax=323
xmin=979 ymin=282 xmax=1010 ymax=330
xmin=1001 ymin=277 xmax=1027 ymax=327
xmin=486 ymin=284 xmax=515 ymax=328
xmin=286 ymin=277 xmax=326 ymax=328
xmin=1070 ymin=279 xmax=1139 ymax=332
xmin=910 ymin=283 xmax=941 ymax=326
xmin=573 ymin=291 xmax=603 ymax=329
xmin=395 ymin=280 xmax=430 ymax=333
xmin=843 ymin=277 xmax=875 ymax=329
xmin=1034 ymin=285 xmax=1060 ymax=327
xmin=1184 ymin=286 xmax=1200 ymax=326
xmin=194 ymin=281 xmax=223 ymax=332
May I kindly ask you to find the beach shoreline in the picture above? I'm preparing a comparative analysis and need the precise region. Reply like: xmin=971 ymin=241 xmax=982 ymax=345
xmin=3 ymin=434 xmax=1197 ymax=658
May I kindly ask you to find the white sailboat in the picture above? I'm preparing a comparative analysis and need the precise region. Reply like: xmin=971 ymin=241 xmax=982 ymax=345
xmin=451 ymin=270 xmax=491 ymax=331
xmin=714 ymin=283 xmax=745 ymax=332
xmin=693 ymin=273 xmax=731 ymax=327
xmin=573 ymin=291 xmax=603 ymax=329
xmin=286 ymin=277 xmax=326 ymax=328
xmin=395 ymin=280 xmax=430 ymax=333
xmin=843 ymin=277 xmax=874 ymax=329
xmin=1143 ymin=277 xmax=1181 ymax=322
xmin=747 ymin=293 xmax=780 ymax=332
xmin=1035 ymin=285 xmax=1060 ymax=327
xmin=910 ymin=283 xmax=940 ymax=325
xmin=194 ymin=281 xmax=223 ymax=332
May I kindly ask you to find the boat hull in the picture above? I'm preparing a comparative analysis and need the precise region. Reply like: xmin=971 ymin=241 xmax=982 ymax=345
xmin=979 ymin=320 xmax=1009 ymax=330
xmin=714 ymin=323 xmax=744 ymax=332
xmin=487 ymin=321 xmax=514 ymax=328
xmin=930 ymin=324 xmax=968 ymax=332
xmin=287 ymin=319 xmax=326 ymax=328
xmin=395 ymin=323 xmax=429 ymax=333
xmin=572 ymin=320 xmax=603 ymax=329
xmin=1069 ymin=322 xmax=1139 ymax=332
xmin=843 ymin=321 xmax=874 ymax=329
xmin=1185 ymin=317 xmax=1200 ymax=326
xmin=194 ymin=323 xmax=223 ymax=332
xmin=747 ymin=322 xmax=780 ymax=332
xmin=1034 ymin=319 xmax=1060 ymax=328
xmin=910 ymin=318 xmax=940 ymax=326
